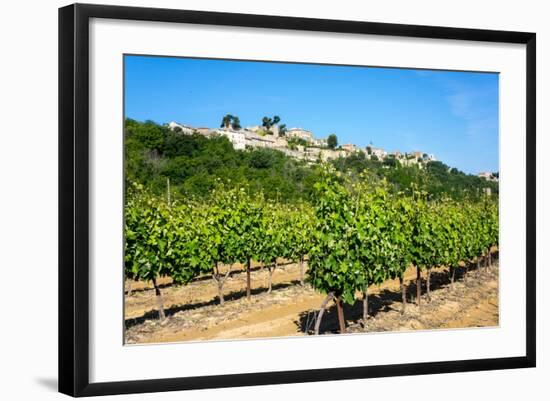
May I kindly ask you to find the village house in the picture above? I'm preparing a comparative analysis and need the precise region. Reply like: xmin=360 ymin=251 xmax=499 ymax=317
xmin=478 ymin=172 xmax=498 ymax=182
xmin=211 ymin=128 xmax=246 ymax=150
xmin=391 ymin=151 xmax=403 ymax=159
xmin=245 ymin=125 xmax=262 ymax=133
xmin=424 ymin=153 xmax=437 ymax=162
xmin=287 ymin=128 xmax=314 ymax=143
xmin=369 ymin=146 xmax=387 ymax=159
xmin=167 ymin=120 xmax=439 ymax=169
xmin=243 ymin=131 xmax=278 ymax=149
xmin=194 ymin=127 xmax=211 ymax=136
xmin=320 ymin=148 xmax=347 ymax=161
xmin=401 ymin=158 xmax=422 ymax=167
xmin=245 ymin=124 xmax=281 ymax=136
xmin=312 ymin=137 xmax=328 ymax=147
xmin=302 ymin=146 xmax=322 ymax=162
xmin=478 ymin=172 xmax=492 ymax=180
xmin=280 ymin=147 xmax=306 ymax=160
xmin=167 ymin=121 xmax=195 ymax=135
xmin=307 ymin=148 xmax=322 ymax=162
xmin=270 ymin=125 xmax=280 ymax=137
xmin=341 ymin=143 xmax=358 ymax=153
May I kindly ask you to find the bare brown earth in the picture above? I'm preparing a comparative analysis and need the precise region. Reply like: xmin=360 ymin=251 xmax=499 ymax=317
xmin=125 ymin=258 xmax=499 ymax=344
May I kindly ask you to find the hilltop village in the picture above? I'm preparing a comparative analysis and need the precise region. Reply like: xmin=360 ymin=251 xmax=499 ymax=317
xmin=167 ymin=120 xmax=440 ymax=169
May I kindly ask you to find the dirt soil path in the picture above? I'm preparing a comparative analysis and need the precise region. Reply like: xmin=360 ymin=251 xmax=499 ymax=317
xmin=125 ymin=260 xmax=499 ymax=344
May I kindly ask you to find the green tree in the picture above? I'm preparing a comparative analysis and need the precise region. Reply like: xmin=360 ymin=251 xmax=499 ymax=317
xmin=220 ymin=114 xmax=233 ymax=129
xmin=220 ymin=114 xmax=241 ymax=130
xmin=327 ymin=134 xmax=338 ymax=149
xmin=262 ymin=116 xmax=273 ymax=130
xmin=232 ymin=116 xmax=241 ymax=130
xmin=262 ymin=115 xmax=283 ymax=135
xmin=278 ymin=123 xmax=287 ymax=137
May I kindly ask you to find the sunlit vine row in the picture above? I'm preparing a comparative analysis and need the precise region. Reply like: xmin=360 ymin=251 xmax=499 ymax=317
xmin=125 ymin=169 xmax=498 ymax=333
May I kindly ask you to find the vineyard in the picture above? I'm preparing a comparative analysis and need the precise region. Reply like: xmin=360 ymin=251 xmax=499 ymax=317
xmin=124 ymin=166 xmax=499 ymax=340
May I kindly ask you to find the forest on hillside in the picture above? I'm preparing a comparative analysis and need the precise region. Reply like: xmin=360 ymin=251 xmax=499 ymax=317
xmin=124 ymin=118 xmax=499 ymax=203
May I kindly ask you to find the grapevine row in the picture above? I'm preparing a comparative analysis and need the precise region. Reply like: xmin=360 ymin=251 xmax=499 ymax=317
xmin=124 ymin=167 xmax=498 ymax=333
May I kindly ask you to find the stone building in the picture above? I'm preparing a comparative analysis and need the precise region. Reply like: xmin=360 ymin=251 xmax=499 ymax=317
xmin=212 ymin=128 xmax=246 ymax=150
xmin=341 ymin=143 xmax=358 ymax=153
xmin=312 ymin=137 xmax=328 ymax=147
xmin=243 ymin=131 xmax=278 ymax=149
xmin=287 ymin=128 xmax=314 ymax=143
xmin=167 ymin=121 xmax=195 ymax=135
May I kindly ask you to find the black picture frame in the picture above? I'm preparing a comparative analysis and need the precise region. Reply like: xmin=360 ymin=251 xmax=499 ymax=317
xmin=59 ymin=3 xmax=536 ymax=397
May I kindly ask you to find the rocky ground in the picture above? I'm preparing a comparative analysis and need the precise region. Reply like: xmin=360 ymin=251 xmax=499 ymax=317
xmin=125 ymin=259 xmax=499 ymax=344
xmin=347 ymin=264 xmax=499 ymax=334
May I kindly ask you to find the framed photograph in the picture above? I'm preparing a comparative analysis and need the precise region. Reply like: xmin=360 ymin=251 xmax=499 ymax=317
xmin=59 ymin=3 xmax=536 ymax=397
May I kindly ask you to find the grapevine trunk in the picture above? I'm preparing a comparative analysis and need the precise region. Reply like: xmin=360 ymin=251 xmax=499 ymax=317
xmin=212 ymin=262 xmax=232 ymax=305
xmin=450 ymin=266 xmax=456 ymax=288
xmin=399 ymin=276 xmax=407 ymax=314
xmin=126 ymin=279 xmax=133 ymax=296
xmin=426 ymin=268 xmax=432 ymax=302
xmin=267 ymin=261 xmax=277 ymax=294
xmin=299 ymin=256 xmax=305 ymax=287
xmin=335 ymin=296 xmax=346 ymax=334
xmin=314 ymin=292 xmax=334 ymax=335
xmin=151 ymin=277 xmax=165 ymax=320
xmin=362 ymin=287 xmax=369 ymax=324
xmin=246 ymin=258 xmax=251 ymax=300
xmin=416 ymin=266 xmax=421 ymax=307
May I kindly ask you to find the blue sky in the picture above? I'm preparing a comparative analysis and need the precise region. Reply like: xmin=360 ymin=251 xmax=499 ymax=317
xmin=124 ymin=55 xmax=499 ymax=174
